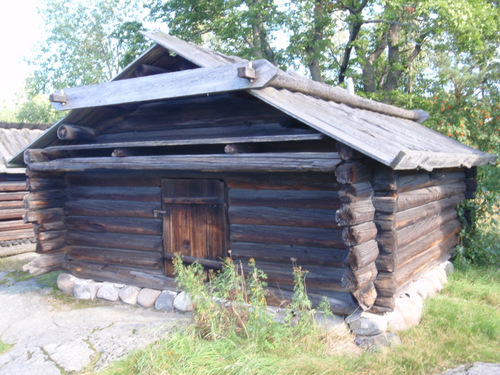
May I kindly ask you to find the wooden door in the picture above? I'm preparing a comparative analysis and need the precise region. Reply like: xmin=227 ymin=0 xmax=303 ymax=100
xmin=162 ymin=178 xmax=226 ymax=276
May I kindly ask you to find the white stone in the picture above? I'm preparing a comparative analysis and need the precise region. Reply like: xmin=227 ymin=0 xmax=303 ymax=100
xmin=119 ymin=285 xmax=141 ymax=305
xmin=441 ymin=260 xmax=454 ymax=275
xmin=434 ymin=266 xmax=448 ymax=285
xmin=386 ymin=309 xmax=407 ymax=331
xmin=411 ymin=278 xmax=428 ymax=300
xmin=57 ymin=273 xmax=76 ymax=295
xmin=137 ymin=288 xmax=161 ymax=308
xmin=314 ymin=312 xmax=349 ymax=336
xmin=394 ymin=296 xmax=422 ymax=329
xmin=173 ymin=292 xmax=194 ymax=312
xmin=423 ymin=270 xmax=443 ymax=298
xmin=345 ymin=310 xmax=387 ymax=336
xmin=97 ymin=282 xmax=121 ymax=302
xmin=73 ymin=279 xmax=101 ymax=300
xmin=155 ymin=290 xmax=177 ymax=311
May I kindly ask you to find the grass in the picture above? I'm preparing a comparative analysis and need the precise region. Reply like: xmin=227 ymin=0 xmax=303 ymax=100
xmin=100 ymin=266 xmax=499 ymax=375
xmin=0 ymin=340 xmax=12 ymax=355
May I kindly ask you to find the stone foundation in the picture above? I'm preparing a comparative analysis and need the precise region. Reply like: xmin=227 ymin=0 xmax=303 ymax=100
xmin=56 ymin=260 xmax=454 ymax=349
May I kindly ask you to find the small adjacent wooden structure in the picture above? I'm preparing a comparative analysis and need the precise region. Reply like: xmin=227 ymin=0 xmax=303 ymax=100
xmin=10 ymin=32 xmax=496 ymax=314
xmin=0 ymin=122 xmax=48 ymax=256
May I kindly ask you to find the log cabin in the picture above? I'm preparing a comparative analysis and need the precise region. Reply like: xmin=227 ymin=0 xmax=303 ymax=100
xmin=0 ymin=122 xmax=49 ymax=256
xmin=9 ymin=32 xmax=496 ymax=315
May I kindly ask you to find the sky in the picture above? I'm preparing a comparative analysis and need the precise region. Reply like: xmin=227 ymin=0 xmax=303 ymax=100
xmin=0 ymin=0 xmax=43 ymax=104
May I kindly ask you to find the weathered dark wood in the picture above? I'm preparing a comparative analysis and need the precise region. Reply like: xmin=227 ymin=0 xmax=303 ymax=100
xmin=0 ymin=191 xmax=27 ymax=201
xmin=226 ymin=173 xmax=342 ymax=191
xmin=66 ymin=216 xmax=162 ymax=236
xmin=24 ymin=207 xmax=65 ymax=224
xmin=135 ymin=64 xmax=170 ymax=77
xmin=57 ymin=124 xmax=97 ymax=142
xmin=28 ymin=153 xmax=343 ymax=173
xmin=334 ymin=162 xmax=372 ymax=184
xmin=351 ymin=282 xmax=377 ymax=310
xmin=335 ymin=200 xmax=375 ymax=226
xmin=342 ymin=221 xmax=377 ymax=246
xmin=23 ymin=190 xmax=65 ymax=210
xmin=344 ymin=240 xmax=379 ymax=270
xmin=36 ymin=238 xmax=65 ymax=253
xmin=26 ymin=177 xmax=64 ymax=191
xmin=230 ymin=242 xmax=345 ymax=267
xmin=229 ymin=206 xmax=339 ymax=229
xmin=65 ymin=171 xmax=159 ymax=187
xmin=397 ymin=183 xmax=466 ymax=211
xmin=163 ymin=252 xmax=223 ymax=269
xmin=35 ymin=230 xmax=65 ymax=242
xmin=336 ymin=143 xmax=365 ymax=160
xmin=66 ymin=260 xmax=179 ymax=291
xmin=341 ymin=262 xmax=378 ymax=292
xmin=65 ymin=186 xmax=161 ymax=202
xmin=0 ymin=201 xmax=24 ymax=210
xmin=66 ymin=230 xmax=162 ymax=252
xmin=230 ymin=224 xmax=345 ymax=248
xmin=370 ymin=296 xmax=395 ymax=311
xmin=338 ymin=182 xmax=373 ymax=203
xmin=0 ymin=220 xmax=33 ymax=232
xmin=23 ymin=252 xmax=65 ymax=275
xmin=64 ymin=199 xmax=161 ymax=218
xmin=229 ymin=189 xmax=341 ymax=209
xmin=0 ymin=209 xmax=26 ymax=220
xmin=373 ymin=272 xmax=396 ymax=297
xmin=0 ymin=181 xmax=26 ymax=192
xmin=0 ymin=229 xmax=35 ymax=241
xmin=68 ymin=246 xmax=163 ymax=269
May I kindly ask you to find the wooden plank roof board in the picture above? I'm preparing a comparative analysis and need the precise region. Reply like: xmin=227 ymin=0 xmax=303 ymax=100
xmin=8 ymin=32 xmax=496 ymax=171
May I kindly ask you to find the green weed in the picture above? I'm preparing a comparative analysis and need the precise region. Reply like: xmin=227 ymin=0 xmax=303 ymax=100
xmin=0 ymin=340 xmax=12 ymax=355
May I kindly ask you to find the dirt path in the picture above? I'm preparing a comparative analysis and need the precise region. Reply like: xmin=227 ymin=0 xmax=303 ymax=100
xmin=0 ymin=254 xmax=191 ymax=374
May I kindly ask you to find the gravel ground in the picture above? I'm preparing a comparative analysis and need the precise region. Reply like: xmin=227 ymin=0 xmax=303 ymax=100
xmin=0 ymin=253 xmax=191 ymax=374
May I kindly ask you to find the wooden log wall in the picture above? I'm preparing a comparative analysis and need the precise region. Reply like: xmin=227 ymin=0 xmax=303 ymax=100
xmin=61 ymin=171 xmax=177 ymax=289
xmin=371 ymin=167 xmax=467 ymax=313
xmin=334 ymin=144 xmax=379 ymax=311
xmin=226 ymin=172 xmax=356 ymax=314
xmin=23 ymin=170 xmax=65 ymax=270
xmin=0 ymin=174 xmax=35 ymax=255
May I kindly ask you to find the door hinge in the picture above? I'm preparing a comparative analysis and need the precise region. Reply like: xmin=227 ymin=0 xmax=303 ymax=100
xmin=153 ymin=209 xmax=169 ymax=218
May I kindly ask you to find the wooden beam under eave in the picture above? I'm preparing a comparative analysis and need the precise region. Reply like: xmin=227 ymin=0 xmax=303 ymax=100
xmin=27 ymin=152 xmax=343 ymax=173
xmin=49 ymin=60 xmax=279 ymax=111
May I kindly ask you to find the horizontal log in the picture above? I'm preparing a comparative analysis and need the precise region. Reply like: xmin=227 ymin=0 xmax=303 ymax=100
xmin=372 ymin=195 xmax=397 ymax=214
xmin=23 ymin=252 xmax=66 ymax=275
xmin=26 ymin=177 xmax=64 ymax=191
xmin=375 ymin=194 xmax=464 ymax=231
xmin=397 ymin=209 xmax=458 ymax=250
xmin=0 ymin=208 xmax=25 ymax=220
xmin=36 ymin=238 xmax=66 ymax=253
xmin=23 ymin=190 xmax=66 ymax=210
xmin=0 ymin=181 xmax=26 ymax=192
xmin=228 ymin=206 xmax=340 ymax=229
xmin=0 ymin=220 xmax=33 ymax=232
xmin=373 ymin=272 xmax=396 ymax=297
xmin=66 ymin=230 xmax=163 ymax=252
xmin=33 ymin=221 xmax=65 ymax=232
xmin=371 ymin=167 xmax=397 ymax=191
xmin=372 ymin=169 xmax=465 ymax=193
xmin=64 ymin=199 xmax=161 ymax=218
xmin=24 ymin=149 xmax=71 ymax=164
xmin=230 ymin=224 xmax=346 ymax=248
xmin=342 ymin=221 xmax=377 ymax=246
xmin=57 ymin=124 xmax=97 ymax=141
xmin=66 ymin=260 xmax=179 ymax=291
xmin=335 ymin=200 xmax=375 ymax=226
xmin=68 ymin=246 xmax=163 ymax=269
xmin=351 ymin=282 xmax=377 ymax=310
xmin=0 ymin=191 xmax=27 ymax=201
xmin=65 ymin=186 xmax=161 ymax=202
xmin=229 ymin=189 xmax=341 ymax=209
xmin=226 ymin=173 xmax=342 ymax=191
xmin=65 ymin=172 xmax=159 ymax=187
xmin=334 ymin=162 xmax=372 ymax=184
xmin=28 ymin=153 xmax=343 ymax=173
xmin=230 ymin=242 xmax=346 ymax=267
xmin=0 ymin=228 xmax=35 ymax=241
xmin=66 ymin=215 xmax=162 ymax=236
xmin=341 ymin=262 xmax=378 ymax=292
xmin=337 ymin=182 xmax=373 ymax=203
xmin=344 ymin=240 xmax=379 ymax=271
xmin=266 ymin=286 xmax=356 ymax=315
xmin=371 ymin=296 xmax=395 ymax=311
xmin=24 ymin=207 xmax=65 ymax=224
xmin=397 ymin=183 xmax=467 ymax=211
xmin=35 ymin=230 xmax=65 ymax=242
xmin=0 ymin=201 xmax=24 ymax=210
xmin=377 ymin=220 xmax=461 ymax=272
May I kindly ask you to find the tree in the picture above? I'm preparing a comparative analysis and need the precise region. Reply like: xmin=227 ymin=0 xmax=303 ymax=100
xmin=27 ymin=0 xmax=151 ymax=96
